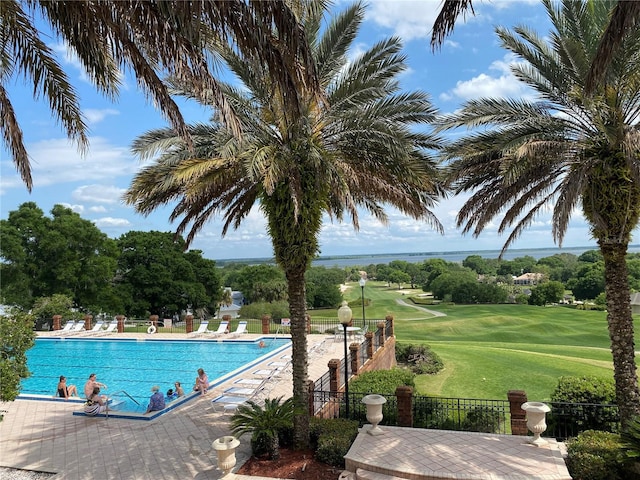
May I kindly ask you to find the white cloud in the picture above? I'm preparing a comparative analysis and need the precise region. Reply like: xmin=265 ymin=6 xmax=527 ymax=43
xmin=7 ymin=137 xmax=138 ymax=189
xmin=59 ymin=203 xmax=84 ymax=214
xmin=72 ymin=185 xmax=127 ymax=205
xmin=365 ymin=1 xmax=439 ymax=42
xmin=94 ymin=217 xmax=131 ymax=228
xmin=440 ymin=54 xmax=533 ymax=102
xmin=84 ymin=109 xmax=119 ymax=125
xmin=89 ymin=205 xmax=107 ymax=213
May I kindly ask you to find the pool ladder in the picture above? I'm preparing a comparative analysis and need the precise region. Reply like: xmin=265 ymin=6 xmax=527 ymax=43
xmin=109 ymin=390 xmax=140 ymax=408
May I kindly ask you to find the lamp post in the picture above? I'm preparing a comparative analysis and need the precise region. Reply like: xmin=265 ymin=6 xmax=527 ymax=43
xmin=337 ymin=300 xmax=352 ymax=418
xmin=359 ymin=277 xmax=366 ymax=328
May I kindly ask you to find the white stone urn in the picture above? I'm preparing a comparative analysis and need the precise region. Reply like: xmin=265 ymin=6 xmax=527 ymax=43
xmin=212 ymin=435 xmax=241 ymax=477
xmin=522 ymin=402 xmax=551 ymax=446
xmin=362 ymin=394 xmax=387 ymax=435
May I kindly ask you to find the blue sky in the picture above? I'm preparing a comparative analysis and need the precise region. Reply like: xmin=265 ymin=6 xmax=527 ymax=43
xmin=2 ymin=0 xmax=630 ymax=260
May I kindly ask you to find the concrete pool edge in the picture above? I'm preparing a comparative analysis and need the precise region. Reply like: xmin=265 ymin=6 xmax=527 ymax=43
xmin=20 ymin=336 xmax=292 ymax=421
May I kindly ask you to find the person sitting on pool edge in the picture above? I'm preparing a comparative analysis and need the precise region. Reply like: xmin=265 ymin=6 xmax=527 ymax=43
xmin=84 ymin=387 xmax=108 ymax=416
xmin=57 ymin=375 xmax=79 ymax=399
xmin=84 ymin=373 xmax=107 ymax=399
xmin=146 ymin=386 xmax=165 ymax=413
xmin=193 ymin=368 xmax=209 ymax=396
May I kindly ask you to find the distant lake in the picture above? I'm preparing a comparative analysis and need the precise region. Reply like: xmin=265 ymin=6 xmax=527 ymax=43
xmin=218 ymin=245 xmax=640 ymax=268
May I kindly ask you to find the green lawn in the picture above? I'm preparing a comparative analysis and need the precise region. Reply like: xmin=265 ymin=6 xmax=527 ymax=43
xmin=313 ymin=281 xmax=638 ymax=402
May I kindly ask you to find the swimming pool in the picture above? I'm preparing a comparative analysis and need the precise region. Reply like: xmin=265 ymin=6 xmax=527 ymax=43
xmin=22 ymin=337 xmax=290 ymax=413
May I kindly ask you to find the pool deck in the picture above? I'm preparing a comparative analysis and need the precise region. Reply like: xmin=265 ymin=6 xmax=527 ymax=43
xmin=1 ymin=332 xmax=337 ymax=480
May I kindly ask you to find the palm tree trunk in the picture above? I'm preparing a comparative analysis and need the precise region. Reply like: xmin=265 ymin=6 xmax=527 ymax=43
xmin=600 ymin=240 xmax=640 ymax=427
xmin=286 ymin=267 xmax=310 ymax=448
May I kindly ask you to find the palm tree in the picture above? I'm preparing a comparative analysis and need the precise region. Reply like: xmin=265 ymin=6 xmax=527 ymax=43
xmin=586 ymin=1 xmax=640 ymax=92
xmin=430 ymin=0 xmax=477 ymax=50
xmin=230 ymin=397 xmax=298 ymax=460
xmin=1 ymin=0 xmax=318 ymax=191
xmin=437 ymin=0 xmax=640 ymax=426
xmin=125 ymin=1 xmax=444 ymax=445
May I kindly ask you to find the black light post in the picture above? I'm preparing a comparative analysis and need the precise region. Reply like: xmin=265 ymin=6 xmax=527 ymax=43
xmin=338 ymin=300 xmax=352 ymax=418
xmin=359 ymin=277 xmax=366 ymax=328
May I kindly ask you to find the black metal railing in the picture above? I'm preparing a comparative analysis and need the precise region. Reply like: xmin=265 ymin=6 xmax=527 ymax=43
xmin=412 ymin=395 xmax=510 ymax=434
xmin=547 ymin=401 xmax=620 ymax=441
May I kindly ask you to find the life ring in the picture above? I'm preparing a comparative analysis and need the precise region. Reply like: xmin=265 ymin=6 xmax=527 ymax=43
xmin=147 ymin=325 xmax=157 ymax=334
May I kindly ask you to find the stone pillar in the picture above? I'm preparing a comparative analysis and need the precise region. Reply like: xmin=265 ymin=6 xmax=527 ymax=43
xmin=396 ymin=385 xmax=413 ymax=427
xmin=350 ymin=343 xmax=360 ymax=374
xmin=84 ymin=314 xmax=93 ymax=330
xmin=306 ymin=314 xmax=311 ymax=333
xmin=328 ymin=359 xmax=340 ymax=394
xmin=508 ymin=390 xmax=529 ymax=436
xmin=185 ymin=314 xmax=194 ymax=334
xmin=377 ymin=322 xmax=386 ymax=347
xmin=261 ymin=315 xmax=270 ymax=334
xmin=386 ymin=315 xmax=394 ymax=337
xmin=366 ymin=332 xmax=374 ymax=359
xmin=116 ymin=315 xmax=125 ymax=333
xmin=53 ymin=315 xmax=62 ymax=331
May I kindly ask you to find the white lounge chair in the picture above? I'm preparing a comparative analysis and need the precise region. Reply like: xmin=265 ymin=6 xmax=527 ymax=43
xmin=79 ymin=320 xmax=105 ymax=336
xmin=205 ymin=320 xmax=229 ymax=337
xmin=229 ymin=321 xmax=247 ymax=338
xmin=96 ymin=320 xmax=118 ymax=335
xmin=50 ymin=321 xmax=75 ymax=335
xmin=188 ymin=321 xmax=209 ymax=337
xmin=63 ymin=322 xmax=86 ymax=335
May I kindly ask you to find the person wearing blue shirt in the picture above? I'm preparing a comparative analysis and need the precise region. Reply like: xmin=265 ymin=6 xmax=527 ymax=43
xmin=146 ymin=386 xmax=165 ymax=413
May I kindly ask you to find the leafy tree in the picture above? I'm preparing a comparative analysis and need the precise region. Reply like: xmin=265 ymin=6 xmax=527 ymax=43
xmin=0 ymin=308 xmax=36 ymax=402
xmin=231 ymin=265 xmax=287 ymax=303
xmin=429 ymin=270 xmax=477 ymax=300
xmin=440 ymin=0 xmax=640 ymax=425
xmin=124 ymin=2 xmax=444 ymax=445
xmin=528 ymin=281 xmax=566 ymax=306
xmin=31 ymin=294 xmax=82 ymax=330
xmin=420 ymin=258 xmax=455 ymax=291
xmin=568 ymin=263 xmax=606 ymax=301
xmin=305 ymin=267 xmax=343 ymax=309
xmin=114 ymin=231 xmax=220 ymax=318
xmin=388 ymin=269 xmax=411 ymax=289
xmin=579 ymin=250 xmax=604 ymax=263
xmin=463 ymin=255 xmax=497 ymax=275
xmin=0 ymin=203 xmax=118 ymax=310
xmin=239 ymin=301 xmax=290 ymax=321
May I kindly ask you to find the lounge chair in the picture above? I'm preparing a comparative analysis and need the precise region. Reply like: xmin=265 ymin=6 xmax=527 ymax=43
xmin=50 ymin=321 xmax=75 ymax=335
xmin=96 ymin=320 xmax=118 ymax=335
xmin=63 ymin=322 xmax=86 ymax=335
xmin=79 ymin=320 xmax=105 ymax=336
xmin=229 ymin=320 xmax=248 ymax=338
xmin=205 ymin=320 xmax=229 ymax=337
xmin=188 ymin=321 xmax=209 ymax=337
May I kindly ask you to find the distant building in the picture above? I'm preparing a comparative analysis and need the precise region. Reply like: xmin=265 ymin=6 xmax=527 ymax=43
xmin=631 ymin=292 xmax=640 ymax=315
xmin=513 ymin=272 xmax=544 ymax=286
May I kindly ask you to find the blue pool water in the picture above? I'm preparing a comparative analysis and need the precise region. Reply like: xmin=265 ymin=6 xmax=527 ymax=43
xmin=22 ymin=337 xmax=290 ymax=413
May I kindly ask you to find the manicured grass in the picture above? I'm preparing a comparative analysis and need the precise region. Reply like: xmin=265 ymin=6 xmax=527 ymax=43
xmin=313 ymin=281 xmax=638 ymax=402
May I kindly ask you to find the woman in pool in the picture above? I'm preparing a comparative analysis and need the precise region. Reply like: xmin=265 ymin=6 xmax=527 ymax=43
xmin=193 ymin=368 xmax=209 ymax=396
xmin=84 ymin=387 xmax=108 ymax=416
xmin=174 ymin=381 xmax=185 ymax=397
xmin=57 ymin=376 xmax=78 ymax=399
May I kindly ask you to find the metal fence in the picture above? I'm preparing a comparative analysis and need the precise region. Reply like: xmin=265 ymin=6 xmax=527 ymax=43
xmin=547 ymin=401 xmax=620 ymax=441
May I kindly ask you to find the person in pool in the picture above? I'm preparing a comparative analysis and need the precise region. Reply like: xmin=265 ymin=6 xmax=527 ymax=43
xmin=57 ymin=376 xmax=78 ymax=399
xmin=174 ymin=381 xmax=185 ymax=397
xmin=84 ymin=373 xmax=107 ymax=399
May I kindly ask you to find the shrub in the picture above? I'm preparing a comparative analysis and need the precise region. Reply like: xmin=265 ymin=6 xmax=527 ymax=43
xmin=349 ymin=368 xmax=415 ymax=396
xmin=462 ymin=406 xmax=505 ymax=434
xmin=395 ymin=343 xmax=444 ymax=375
xmin=310 ymin=417 xmax=358 ymax=468
xmin=548 ymin=376 xmax=619 ymax=435
xmin=566 ymin=430 xmax=625 ymax=480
